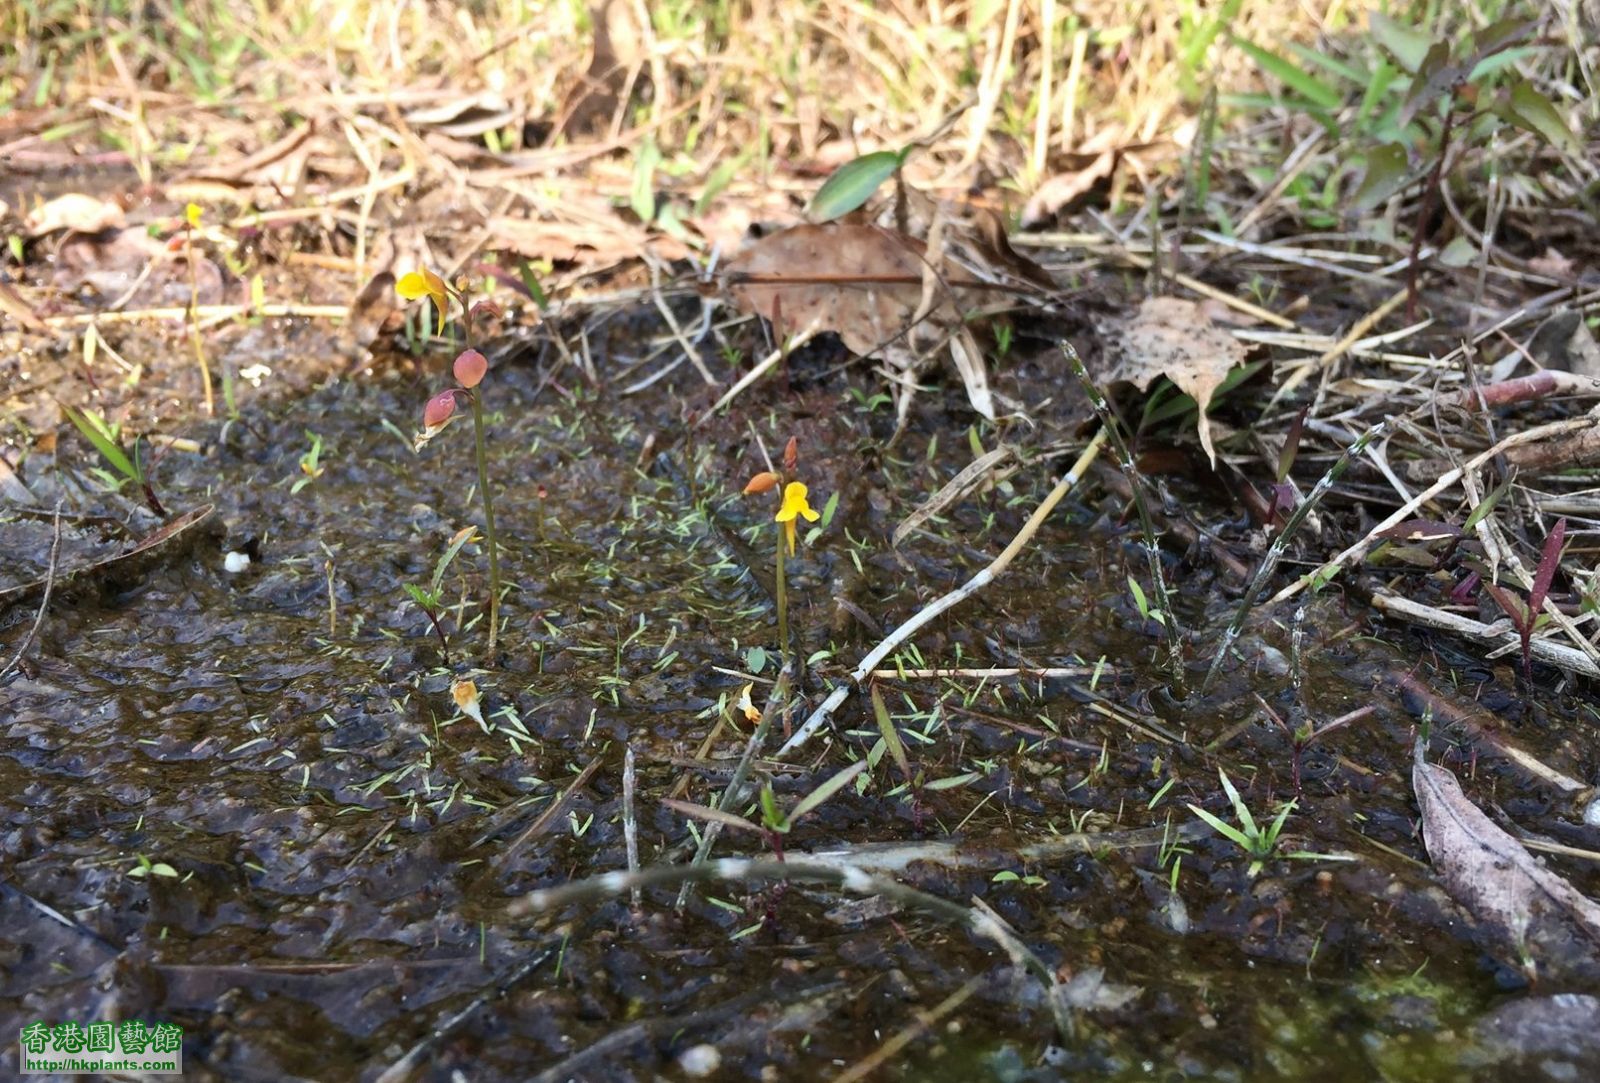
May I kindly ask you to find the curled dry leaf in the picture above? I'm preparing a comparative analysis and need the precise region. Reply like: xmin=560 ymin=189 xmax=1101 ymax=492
xmin=1021 ymin=150 xmax=1117 ymax=228
xmin=1100 ymin=296 xmax=1248 ymax=468
xmin=25 ymin=193 xmax=126 ymax=237
xmin=1413 ymin=747 xmax=1600 ymax=982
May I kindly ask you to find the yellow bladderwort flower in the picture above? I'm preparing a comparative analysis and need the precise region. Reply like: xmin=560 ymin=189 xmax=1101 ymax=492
xmin=775 ymin=481 xmax=820 ymax=556
xmin=396 ymin=268 xmax=452 ymax=334
xmin=185 ymin=203 xmax=203 ymax=228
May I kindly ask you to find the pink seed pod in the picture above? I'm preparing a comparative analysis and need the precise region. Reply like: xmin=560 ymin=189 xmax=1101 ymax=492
xmin=453 ymin=349 xmax=488 ymax=389
xmin=424 ymin=389 xmax=458 ymax=427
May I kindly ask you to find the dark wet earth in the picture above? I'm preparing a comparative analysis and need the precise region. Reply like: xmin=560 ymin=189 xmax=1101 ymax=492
xmin=4 ymin=313 xmax=1600 ymax=1082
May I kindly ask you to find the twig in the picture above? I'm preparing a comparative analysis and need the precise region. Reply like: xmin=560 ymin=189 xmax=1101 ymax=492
xmin=774 ymin=430 xmax=1106 ymax=759
xmin=45 ymin=302 xmax=348 ymax=327
xmin=373 ymin=930 xmax=575 ymax=1083
xmin=698 ymin=317 xmax=825 ymax=420
xmin=1267 ymin=415 xmax=1595 ymax=607
xmin=833 ymin=976 xmax=986 ymax=1083
xmin=1 ymin=500 xmax=63 ymax=682
xmin=1373 ymin=592 xmax=1600 ymax=679
xmin=675 ymin=671 xmax=790 ymax=909
xmin=492 ymin=751 xmax=607 ymax=869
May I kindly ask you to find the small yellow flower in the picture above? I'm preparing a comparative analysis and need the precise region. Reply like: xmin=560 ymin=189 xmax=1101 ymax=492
xmin=736 ymin=682 xmax=760 ymax=723
xmin=775 ymin=481 xmax=820 ymax=555
xmin=185 ymin=203 xmax=203 ymax=228
xmin=396 ymin=268 xmax=451 ymax=334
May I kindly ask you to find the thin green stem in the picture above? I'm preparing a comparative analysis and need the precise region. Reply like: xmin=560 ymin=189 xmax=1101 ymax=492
xmin=775 ymin=526 xmax=789 ymax=660
xmin=470 ymin=396 xmax=502 ymax=654
xmin=1062 ymin=343 xmax=1185 ymax=695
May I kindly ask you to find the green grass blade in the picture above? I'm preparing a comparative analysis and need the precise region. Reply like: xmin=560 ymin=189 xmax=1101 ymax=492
xmin=61 ymin=404 xmax=138 ymax=480
xmin=1233 ymin=38 xmax=1343 ymax=110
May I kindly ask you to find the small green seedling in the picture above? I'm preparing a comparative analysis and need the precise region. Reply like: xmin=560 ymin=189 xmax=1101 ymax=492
xmin=1187 ymin=767 xmax=1295 ymax=877
xmin=291 ymin=431 xmax=325 ymax=493
xmin=60 ymin=403 xmax=166 ymax=516
xmin=127 ymin=854 xmax=178 ymax=879
xmin=664 ymin=759 xmax=867 ymax=863
xmin=403 ymin=525 xmax=481 ymax=664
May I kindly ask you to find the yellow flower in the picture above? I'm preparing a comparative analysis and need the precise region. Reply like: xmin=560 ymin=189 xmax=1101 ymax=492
xmin=185 ymin=203 xmax=203 ymax=228
xmin=396 ymin=268 xmax=451 ymax=334
xmin=775 ymin=481 xmax=820 ymax=555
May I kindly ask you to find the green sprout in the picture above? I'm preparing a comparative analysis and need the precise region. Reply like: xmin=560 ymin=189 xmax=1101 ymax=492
xmin=403 ymin=525 xmax=482 ymax=664
xmin=60 ymin=403 xmax=165 ymax=516
xmin=1186 ymin=768 xmax=1295 ymax=877
xmin=290 ymin=431 xmax=324 ymax=493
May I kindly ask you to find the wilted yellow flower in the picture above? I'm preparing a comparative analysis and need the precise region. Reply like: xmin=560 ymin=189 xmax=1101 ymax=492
xmin=736 ymin=682 xmax=760 ymax=723
xmin=775 ymin=481 xmax=820 ymax=555
xmin=396 ymin=268 xmax=452 ymax=334
xmin=452 ymin=678 xmax=485 ymax=727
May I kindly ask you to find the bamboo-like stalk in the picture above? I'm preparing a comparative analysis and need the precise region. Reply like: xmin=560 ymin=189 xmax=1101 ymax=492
xmin=1060 ymin=342 xmax=1186 ymax=693
xmin=1201 ymin=419 xmax=1389 ymax=692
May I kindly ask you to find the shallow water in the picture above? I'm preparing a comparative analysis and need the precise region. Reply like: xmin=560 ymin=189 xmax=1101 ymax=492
xmin=3 ymin=320 xmax=1599 ymax=1082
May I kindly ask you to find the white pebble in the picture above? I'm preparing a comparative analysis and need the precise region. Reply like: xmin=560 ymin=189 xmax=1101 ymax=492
xmin=223 ymin=551 xmax=251 ymax=573
xmin=678 ymin=1044 xmax=721 ymax=1078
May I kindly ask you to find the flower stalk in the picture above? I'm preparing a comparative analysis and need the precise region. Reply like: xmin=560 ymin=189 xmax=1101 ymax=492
xmin=398 ymin=269 xmax=510 ymax=657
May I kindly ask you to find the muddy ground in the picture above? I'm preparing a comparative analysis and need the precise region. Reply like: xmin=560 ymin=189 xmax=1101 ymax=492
xmin=4 ymin=224 xmax=1600 ymax=1083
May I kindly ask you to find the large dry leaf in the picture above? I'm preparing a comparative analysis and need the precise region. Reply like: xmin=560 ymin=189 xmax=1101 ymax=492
xmin=1414 ymin=748 xmax=1600 ymax=981
xmin=1101 ymin=296 xmax=1247 ymax=467
xmin=722 ymin=222 xmax=994 ymax=417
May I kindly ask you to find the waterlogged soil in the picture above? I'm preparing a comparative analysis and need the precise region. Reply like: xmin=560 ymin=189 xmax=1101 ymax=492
xmin=4 ymin=316 xmax=1600 ymax=1083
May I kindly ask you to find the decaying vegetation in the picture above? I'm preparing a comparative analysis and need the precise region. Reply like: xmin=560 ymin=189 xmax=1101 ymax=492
xmin=4 ymin=1 xmax=1600 ymax=1079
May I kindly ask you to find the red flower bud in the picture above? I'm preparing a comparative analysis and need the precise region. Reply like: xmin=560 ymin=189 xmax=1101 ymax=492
xmin=453 ymin=349 xmax=488 ymax=389
xmin=782 ymin=436 xmax=799 ymax=473
xmin=424 ymin=389 xmax=458 ymax=427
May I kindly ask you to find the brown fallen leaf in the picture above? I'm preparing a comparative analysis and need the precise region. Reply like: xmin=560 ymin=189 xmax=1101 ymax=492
xmin=1100 ymin=296 xmax=1248 ymax=467
xmin=0 ymin=504 xmax=217 ymax=606
xmin=1021 ymin=151 xmax=1117 ymax=229
xmin=722 ymin=221 xmax=993 ymax=417
xmin=1413 ymin=745 xmax=1600 ymax=983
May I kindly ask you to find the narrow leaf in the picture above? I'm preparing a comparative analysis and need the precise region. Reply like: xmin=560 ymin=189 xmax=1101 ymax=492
xmin=61 ymin=404 xmax=138 ymax=480
xmin=787 ymin=760 xmax=868 ymax=825
xmin=1505 ymin=79 xmax=1580 ymax=156
xmin=1369 ymin=12 xmax=1433 ymax=73
xmin=1234 ymin=39 xmax=1342 ymax=110
xmin=1528 ymin=518 xmax=1568 ymax=619
xmin=1350 ymin=142 xmax=1410 ymax=211
xmin=871 ymin=684 xmax=911 ymax=780
xmin=631 ymin=139 xmax=661 ymax=224
xmin=806 ymin=150 xmax=905 ymax=223
xmin=661 ymin=798 xmax=762 ymax=834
